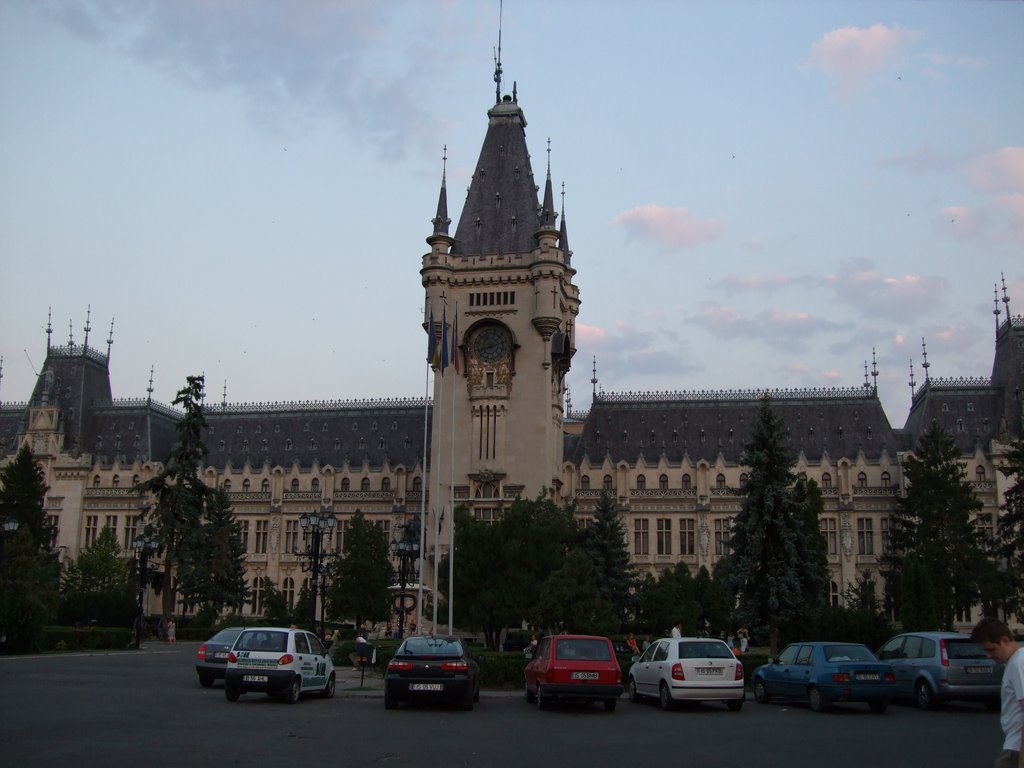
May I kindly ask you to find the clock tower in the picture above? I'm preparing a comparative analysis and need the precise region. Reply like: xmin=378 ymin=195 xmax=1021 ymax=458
xmin=421 ymin=81 xmax=580 ymax=529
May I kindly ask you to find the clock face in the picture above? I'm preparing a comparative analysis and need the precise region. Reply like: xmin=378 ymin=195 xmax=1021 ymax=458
xmin=474 ymin=328 xmax=510 ymax=363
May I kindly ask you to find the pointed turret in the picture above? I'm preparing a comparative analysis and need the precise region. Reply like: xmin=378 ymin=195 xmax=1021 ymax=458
xmin=427 ymin=147 xmax=453 ymax=250
xmin=537 ymin=141 xmax=558 ymax=235
xmin=559 ymin=183 xmax=571 ymax=263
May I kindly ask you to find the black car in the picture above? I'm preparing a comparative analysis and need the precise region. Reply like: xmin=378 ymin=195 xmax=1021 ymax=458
xmin=195 ymin=627 xmax=244 ymax=687
xmin=384 ymin=636 xmax=482 ymax=710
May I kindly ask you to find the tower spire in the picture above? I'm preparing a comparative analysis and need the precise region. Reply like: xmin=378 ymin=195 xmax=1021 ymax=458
xmin=493 ymin=0 xmax=503 ymax=103
xmin=83 ymin=305 xmax=92 ymax=350
xmin=559 ymin=181 xmax=571 ymax=257
xmin=46 ymin=307 xmax=53 ymax=350
xmin=106 ymin=317 xmax=115 ymax=360
xmin=921 ymin=338 xmax=930 ymax=382
xmin=591 ymin=355 xmax=598 ymax=401
xmin=871 ymin=347 xmax=879 ymax=395
xmin=1001 ymin=271 xmax=1012 ymax=320
xmin=908 ymin=358 xmax=916 ymax=401
xmin=994 ymin=283 xmax=1003 ymax=339
xmin=538 ymin=138 xmax=557 ymax=231
xmin=147 ymin=366 xmax=154 ymax=404
xmin=430 ymin=146 xmax=451 ymax=237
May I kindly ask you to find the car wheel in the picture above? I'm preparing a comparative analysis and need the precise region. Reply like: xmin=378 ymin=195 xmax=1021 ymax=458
xmin=628 ymin=677 xmax=641 ymax=703
xmin=225 ymin=685 xmax=240 ymax=702
xmin=525 ymin=681 xmax=536 ymax=703
xmin=808 ymin=686 xmax=829 ymax=712
xmin=198 ymin=673 xmax=215 ymax=688
xmin=754 ymin=679 xmax=770 ymax=705
xmin=284 ymin=676 xmax=301 ymax=705
xmin=321 ymin=672 xmax=336 ymax=699
xmin=604 ymin=698 xmax=617 ymax=712
xmin=659 ymin=682 xmax=675 ymax=711
xmin=726 ymin=698 xmax=744 ymax=712
xmin=537 ymin=685 xmax=549 ymax=711
xmin=915 ymin=680 xmax=939 ymax=710
xmin=868 ymin=699 xmax=888 ymax=714
xmin=384 ymin=688 xmax=398 ymax=710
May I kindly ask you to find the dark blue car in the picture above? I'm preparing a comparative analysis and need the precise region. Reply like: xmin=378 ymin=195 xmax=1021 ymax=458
xmin=752 ymin=641 xmax=896 ymax=713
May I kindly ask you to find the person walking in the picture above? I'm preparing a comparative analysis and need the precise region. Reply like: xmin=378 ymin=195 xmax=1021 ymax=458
xmin=971 ymin=617 xmax=1023 ymax=768
xmin=738 ymin=627 xmax=749 ymax=654
xmin=166 ymin=618 xmax=176 ymax=644
xmin=670 ymin=622 xmax=682 ymax=639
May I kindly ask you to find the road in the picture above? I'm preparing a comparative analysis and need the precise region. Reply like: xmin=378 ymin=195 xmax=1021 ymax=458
xmin=0 ymin=643 xmax=1002 ymax=767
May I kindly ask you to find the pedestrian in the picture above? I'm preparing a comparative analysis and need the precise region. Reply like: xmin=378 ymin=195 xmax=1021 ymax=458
xmin=642 ymin=635 xmax=652 ymax=652
xmin=670 ymin=622 xmax=682 ymax=639
xmin=727 ymin=631 xmax=735 ymax=651
xmin=738 ymin=627 xmax=750 ymax=654
xmin=166 ymin=618 xmax=176 ymax=644
xmin=970 ymin=617 xmax=1022 ymax=768
xmin=627 ymin=633 xmax=640 ymax=655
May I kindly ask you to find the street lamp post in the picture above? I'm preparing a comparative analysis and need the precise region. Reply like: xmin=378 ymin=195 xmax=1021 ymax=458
xmin=131 ymin=533 xmax=158 ymax=650
xmin=391 ymin=517 xmax=420 ymax=640
xmin=299 ymin=510 xmax=336 ymax=635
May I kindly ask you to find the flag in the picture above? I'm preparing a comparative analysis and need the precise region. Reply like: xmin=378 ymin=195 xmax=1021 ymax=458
xmin=450 ymin=305 xmax=460 ymax=374
xmin=439 ymin=304 xmax=449 ymax=375
xmin=427 ymin=304 xmax=436 ymax=366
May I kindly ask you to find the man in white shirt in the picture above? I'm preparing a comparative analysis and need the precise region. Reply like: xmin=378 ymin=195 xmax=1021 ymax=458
xmin=670 ymin=623 xmax=682 ymax=639
xmin=972 ymin=618 xmax=1023 ymax=768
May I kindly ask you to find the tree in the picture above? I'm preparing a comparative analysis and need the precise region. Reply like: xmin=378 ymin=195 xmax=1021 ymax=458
xmin=326 ymin=510 xmax=392 ymax=630
xmin=579 ymin=491 xmax=635 ymax=625
xmin=898 ymin=555 xmax=938 ymax=632
xmin=530 ymin=548 xmax=618 ymax=635
xmin=994 ymin=437 xmax=1024 ymax=620
xmin=136 ymin=375 xmax=211 ymax=620
xmin=0 ymin=445 xmax=53 ymax=551
xmin=441 ymin=495 xmax=576 ymax=650
xmin=58 ymin=527 xmax=135 ymax=628
xmin=634 ymin=562 xmax=699 ymax=637
xmin=694 ymin=564 xmax=732 ymax=637
xmin=260 ymin=578 xmax=292 ymax=626
xmin=790 ymin=478 xmax=829 ymax=617
xmin=177 ymin=489 xmax=248 ymax=616
xmin=729 ymin=396 xmax=808 ymax=655
xmin=886 ymin=422 xmax=987 ymax=629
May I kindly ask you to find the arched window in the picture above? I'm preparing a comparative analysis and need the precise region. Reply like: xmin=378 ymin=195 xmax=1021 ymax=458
xmin=636 ymin=474 xmax=646 ymax=490
xmin=603 ymin=475 xmax=613 ymax=491
xmin=659 ymin=474 xmax=668 ymax=490
xmin=290 ymin=478 xmax=299 ymax=492
xmin=361 ymin=477 xmax=371 ymax=491
xmin=381 ymin=477 xmax=391 ymax=492
xmin=132 ymin=475 xmax=139 ymax=486
xmin=252 ymin=577 xmax=265 ymax=615
xmin=821 ymin=472 xmax=832 ymax=489
xmin=412 ymin=477 xmax=422 ymax=492
xmin=829 ymin=580 xmax=840 ymax=608
xmin=715 ymin=473 xmax=726 ymax=489
xmin=739 ymin=472 xmax=748 ymax=486
xmin=112 ymin=475 xmax=120 ymax=488
xmin=223 ymin=479 xmax=231 ymax=492
xmin=341 ymin=478 xmax=350 ymax=491
xmin=580 ymin=475 xmax=590 ymax=490
xmin=976 ymin=466 xmax=986 ymax=481
xmin=242 ymin=440 xmax=249 ymax=451
xmin=261 ymin=478 xmax=270 ymax=493
xmin=311 ymin=478 xmax=320 ymax=492
xmin=857 ymin=472 xmax=867 ymax=488
xmin=93 ymin=475 xmax=101 ymax=488
xmin=681 ymin=474 xmax=691 ymax=490
xmin=242 ymin=479 xmax=251 ymax=492
xmin=285 ymin=439 xmax=293 ymax=450
xmin=880 ymin=471 xmax=891 ymax=487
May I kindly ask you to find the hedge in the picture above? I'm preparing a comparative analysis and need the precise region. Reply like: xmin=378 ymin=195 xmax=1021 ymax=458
xmin=43 ymin=626 xmax=134 ymax=652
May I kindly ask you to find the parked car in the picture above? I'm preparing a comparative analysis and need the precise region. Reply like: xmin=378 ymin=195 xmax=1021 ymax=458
xmin=752 ymin=641 xmax=895 ymax=713
xmin=384 ymin=635 xmax=482 ymax=711
xmin=195 ymin=627 xmax=244 ymax=687
xmin=224 ymin=627 xmax=335 ymax=704
xmin=627 ymin=637 xmax=745 ymax=711
xmin=876 ymin=631 xmax=1002 ymax=710
xmin=524 ymin=634 xmax=623 ymax=712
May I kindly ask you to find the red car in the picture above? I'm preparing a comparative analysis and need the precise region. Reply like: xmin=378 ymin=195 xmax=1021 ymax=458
xmin=524 ymin=634 xmax=623 ymax=711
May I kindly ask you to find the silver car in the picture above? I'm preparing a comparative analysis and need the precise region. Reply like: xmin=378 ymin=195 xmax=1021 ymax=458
xmin=876 ymin=631 xmax=1001 ymax=710
xmin=627 ymin=637 xmax=744 ymax=711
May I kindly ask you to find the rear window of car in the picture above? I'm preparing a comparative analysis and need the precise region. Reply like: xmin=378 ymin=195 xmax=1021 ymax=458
xmin=554 ymin=638 xmax=612 ymax=661
xmin=824 ymin=644 xmax=876 ymax=662
xmin=209 ymin=628 xmax=242 ymax=644
xmin=236 ymin=630 xmax=288 ymax=652
xmin=400 ymin=637 xmax=464 ymax=656
xmin=946 ymin=639 xmax=987 ymax=660
xmin=678 ymin=641 xmax=734 ymax=659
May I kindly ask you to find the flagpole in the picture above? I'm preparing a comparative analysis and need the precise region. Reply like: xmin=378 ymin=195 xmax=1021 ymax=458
xmin=416 ymin=360 xmax=429 ymax=635
xmin=431 ymin=303 xmax=447 ymax=634
xmin=447 ymin=302 xmax=458 ymax=633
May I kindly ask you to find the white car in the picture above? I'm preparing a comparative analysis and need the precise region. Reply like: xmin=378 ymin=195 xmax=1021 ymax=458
xmin=628 ymin=637 xmax=745 ymax=711
xmin=224 ymin=627 xmax=335 ymax=703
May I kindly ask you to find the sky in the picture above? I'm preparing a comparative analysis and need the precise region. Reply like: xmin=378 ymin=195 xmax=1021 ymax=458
xmin=1 ymin=0 xmax=1021 ymax=430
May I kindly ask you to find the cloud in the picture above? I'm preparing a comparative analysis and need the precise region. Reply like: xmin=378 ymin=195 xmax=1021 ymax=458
xmin=965 ymin=147 xmax=1024 ymax=195
xmin=939 ymin=206 xmax=989 ymax=242
xmin=690 ymin=302 xmax=839 ymax=347
xmin=876 ymin=144 xmax=965 ymax=175
xmin=46 ymin=0 xmax=450 ymax=162
xmin=716 ymin=273 xmax=792 ymax=292
xmin=823 ymin=259 xmax=949 ymax=320
xmin=923 ymin=52 xmax=987 ymax=72
xmin=805 ymin=24 xmax=919 ymax=97
xmin=612 ymin=205 xmax=726 ymax=251
xmin=575 ymin=323 xmax=608 ymax=346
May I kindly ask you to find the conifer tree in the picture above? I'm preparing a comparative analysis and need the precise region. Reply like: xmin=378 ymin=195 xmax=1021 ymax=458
xmin=580 ymin=491 xmax=636 ymax=622
xmin=326 ymin=510 xmax=392 ymax=630
xmin=0 ymin=445 xmax=53 ymax=551
xmin=178 ymin=488 xmax=249 ymax=615
xmin=994 ymin=437 xmax=1024 ymax=620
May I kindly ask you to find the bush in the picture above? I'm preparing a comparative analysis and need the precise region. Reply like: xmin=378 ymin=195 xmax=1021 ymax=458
xmin=43 ymin=626 xmax=133 ymax=651
xmin=57 ymin=588 xmax=135 ymax=629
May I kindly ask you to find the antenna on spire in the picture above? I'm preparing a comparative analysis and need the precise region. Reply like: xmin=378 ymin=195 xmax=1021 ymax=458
xmin=442 ymin=144 xmax=448 ymax=183
xmin=908 ymin=358 xmax=916 ymax=401
xmin=921 ymin=338 xmax=930 ymax=382
xmin=106 ymin=317 xmax=115 ymax=360
xmin=493 ymin=0 xmax=504 ymax=103
xmin=871 ymin=348 xmax=879 ymax=395
xmin=83 ymin=305 xmax=92 ymax=350
xmin=46 ymin=307 xmax=53 ymax=351
xmin=546 ymin=137 xmax=552 ymax=177
xmin=1001 ymin=271 xmax=1012 ymax=319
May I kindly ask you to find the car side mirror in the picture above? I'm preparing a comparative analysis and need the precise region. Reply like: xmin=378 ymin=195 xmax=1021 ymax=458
xmin=630 ymin=654 xmax=639 ymax=662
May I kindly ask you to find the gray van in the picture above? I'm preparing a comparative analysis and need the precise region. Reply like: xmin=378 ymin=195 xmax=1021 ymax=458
xmin=876 ymin=631 xmax=1001 ymax=710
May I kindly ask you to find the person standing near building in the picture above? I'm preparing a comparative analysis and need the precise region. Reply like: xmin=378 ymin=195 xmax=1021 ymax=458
xmin=738 ymin=626 xmax=749 ymax=654
xmin=670 ymin=622 xmax=682 ymax=639
xmin=166 ymin=618 xmax=176 ymax=644
xmin=971 ymin=618 xmax=1023 ymax=768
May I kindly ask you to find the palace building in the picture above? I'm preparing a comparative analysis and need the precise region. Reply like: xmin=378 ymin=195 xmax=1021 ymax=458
xmin=1 ymin=76 xmax=1021 ymax=628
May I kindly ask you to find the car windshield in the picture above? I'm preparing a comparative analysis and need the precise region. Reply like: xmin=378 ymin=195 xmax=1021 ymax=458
xmin=946 ymin=640 xmax=988 ymax=660
xmin=210 ymin=628 xmax=242 ymax=644
xmin=236 ymin=630 xmax=288 ymax=652
xmin=400 ymin=637 xmax=464 ymax=657
xmin=555 ymin=638 xmax=612 ymax=661
xmin=823 ymin=644 xmax=876 ymax=663
xmin=678 ymin=641 xmax=734 ymax=659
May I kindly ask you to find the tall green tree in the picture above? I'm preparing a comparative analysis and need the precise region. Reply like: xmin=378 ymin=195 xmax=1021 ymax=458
xmin=326 ymin=510 xmax=392 ymax=630
xmin=579 ymin=491 xmax=635 ymax=625
xmin=694 ymin=564 xmax=733 ymax=637
xmin=729 ymin=396 xmax=807 ymax=655
xmin=994 ymin=437 xmax=1024 ymax=620
xmin=58 ymin=526 xmax=135 ymax=628
xmin=898 ymin=555 xmax=938 ymax=631
xmin=0 ymin=446 xmax=57 ymax=651
xmin=441 ymin=495 xmax=576 ymax=650
xmin=886 ymin=422 xmax=986 ymax=629
xmin=634 ymin=562 xmax=699 ymax=637
xmin=791 ymin=478 xmax=829 ymax=617
xmin=177 ymin=488 xmax=248 ymax=615
xmin=136 ymin=375 xmax=211 ymax=620
xmin=530 ymin=548 xmax=618 ymax=635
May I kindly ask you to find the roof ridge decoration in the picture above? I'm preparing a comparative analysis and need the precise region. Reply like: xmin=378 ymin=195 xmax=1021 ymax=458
xmin=594 ymin=387 xmax=877 ymax=404
xmin=201 ymin=397 xmax=432 ymax=414
xmin=911 ymin=376 xmax=995 ymax=404
xmin=109 ymin=398 xmax=182 ymax=419
xmin=46 ymin=343 xmax=108 ymax=365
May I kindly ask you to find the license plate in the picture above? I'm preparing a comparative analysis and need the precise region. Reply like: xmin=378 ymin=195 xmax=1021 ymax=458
xmin=242 ymin=675 xmax=268 ymax=683
xmin=695 ymin=667 xmax=722 ymax=676
xmin=966 ymin=666 xmax=989 ymax=674
xmin=410 ymin=683 xmax=443 ymax=691
xmin=571 ymin=671 xmax=600 ymax=680
xmin=214 ymin=652 xmax=228 ymax=659
xmin=856 ymin=672 xmax=879 ymax=681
